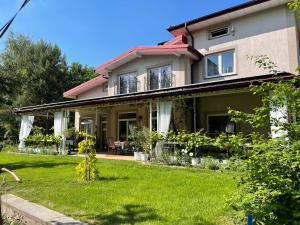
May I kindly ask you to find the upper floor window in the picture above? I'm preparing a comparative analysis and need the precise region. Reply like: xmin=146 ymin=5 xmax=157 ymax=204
xmin=209 ymin=27 xmax=229 ymax=39
xmin=103 ymin=83 xmax=108 ymax=92
xmin=119 ymin=72 xmax=137 ymax=94
xmin=148 ymin=65 xmax=172 ymax=90
xmin=206 ymin=49 xmax=235 ymax=78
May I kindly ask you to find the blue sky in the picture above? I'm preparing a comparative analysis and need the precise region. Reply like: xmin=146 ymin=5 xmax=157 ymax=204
xmin=0 ymin=0 xmax=249 ymax=67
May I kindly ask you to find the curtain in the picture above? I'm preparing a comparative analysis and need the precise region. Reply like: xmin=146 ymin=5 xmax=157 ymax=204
xmin=54 ymin=111 xmax=68 ymax=154
xmin=156 ymin=101 xmax=172 ymax=158
xmin=269 ymin=91 xmax=288 ymax=138
xmin=18 ymin=115 xmax=34 ymax=150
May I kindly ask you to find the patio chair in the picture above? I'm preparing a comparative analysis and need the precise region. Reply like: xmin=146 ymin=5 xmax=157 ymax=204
xmin=107 ymin=137 xmax=117 ymax=153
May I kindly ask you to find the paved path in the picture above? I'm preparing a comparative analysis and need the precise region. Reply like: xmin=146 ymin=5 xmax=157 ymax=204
xmin=95 ymin=153 xmax=134 ymax=161
xmin=74 ymin=153 xmax=134 ymax=161
xmin=1 ymin=194 xmax=88 ymax=225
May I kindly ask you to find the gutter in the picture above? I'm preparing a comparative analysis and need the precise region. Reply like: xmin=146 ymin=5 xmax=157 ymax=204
xmin=168 ymin=0 xmax=271 ymax=32
xmin=14 ymin=73 xmax=295 ymax=114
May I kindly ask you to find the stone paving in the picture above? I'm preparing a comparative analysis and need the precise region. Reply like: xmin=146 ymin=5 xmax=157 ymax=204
xmin=1 ymin=194 xmax=88 ymax=225
xmin=74 ymin=153 xmax=134 ymax=161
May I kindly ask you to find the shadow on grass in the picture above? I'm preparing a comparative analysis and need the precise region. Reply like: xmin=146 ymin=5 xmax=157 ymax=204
xmin=1 ymin=160 xmax=77 ymax=171
xmin=98 ymin=176 xmax=129 ymax=182
xmin=84 ymin=204 xmax=165 ymax=225
xmin=191 ymin=216 xmax=218 ymax=225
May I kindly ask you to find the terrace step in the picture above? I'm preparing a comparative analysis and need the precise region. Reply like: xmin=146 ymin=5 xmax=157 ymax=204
xmin=1 ymin=194 xmax=88 ymax=225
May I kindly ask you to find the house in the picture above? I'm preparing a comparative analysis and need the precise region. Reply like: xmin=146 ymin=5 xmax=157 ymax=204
xmin=16 ymin=0 xmax=297 ymax=153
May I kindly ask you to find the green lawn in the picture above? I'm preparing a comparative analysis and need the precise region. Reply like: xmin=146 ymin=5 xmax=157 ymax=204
xmin=0 ymin=153 xmax=238 ymax=225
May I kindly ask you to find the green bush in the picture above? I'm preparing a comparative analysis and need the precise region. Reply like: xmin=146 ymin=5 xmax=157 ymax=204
xmin=24 ymin=134 xmax=62 ymax=153
xmin=198 ymin=157 xmax=221 ymax=170
xmin=227 ymin=55 xmax=300 ymax=224
xmin=1 ymin=144 xmax=18 ymax=153
xmin=230 ymin=139 xmax=300 ymax=224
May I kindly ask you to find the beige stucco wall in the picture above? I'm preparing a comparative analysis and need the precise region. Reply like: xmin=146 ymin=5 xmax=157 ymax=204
xmin=74 ymin=91 xmax=266 ymax=148
xmin=192 ymin=5 xmax=299 ymax=83
xmin=197 ymin=92 xmax=268 ymax=135
xmin=107 ymin=55 xmax=191 ymax=96
xmin=77 ymin=83 xmax=108 ymax=100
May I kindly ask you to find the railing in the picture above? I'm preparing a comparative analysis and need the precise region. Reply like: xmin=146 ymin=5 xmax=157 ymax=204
xmin=144 ymin=74 xmax=176 ymax=91
xmin=114 ymin=80 xmax=141 ymax=95
xmin=113 ymin=74 xmax=176 ymax=95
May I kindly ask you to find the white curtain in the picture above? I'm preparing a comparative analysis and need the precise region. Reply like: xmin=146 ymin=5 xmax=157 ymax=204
xmin=18 ymin=115 xmax=34 ymax=150
xmin=270 ymin=105 xmax=288 ymax=138
xmin=269 ymin=91 xmax=288 ymax=138
xmin=156 ymin=101 xmax=172 ymax=158
xmin=54 ymin=111 xmax=68 ymax=154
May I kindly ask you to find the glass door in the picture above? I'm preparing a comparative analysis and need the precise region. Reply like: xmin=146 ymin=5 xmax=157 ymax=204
xmin=80 ymin=119 xmax=93 ymax=135
xmin=100 ymin=115 xmax=107 ymax=150
xmin=118 ymin=113 xmax=137 ymax=141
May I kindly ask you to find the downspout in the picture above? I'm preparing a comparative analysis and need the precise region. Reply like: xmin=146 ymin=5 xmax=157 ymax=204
xmin=185 ymin=23 xmax=194 ymax=47
xmin=185 ymin=23 xmax=198 ymax=131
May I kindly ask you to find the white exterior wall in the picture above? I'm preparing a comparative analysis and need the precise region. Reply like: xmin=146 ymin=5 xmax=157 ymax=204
xmin=192 ymin=6 xmax=299 ymax=83
xmin=77 ymin=83 xmax=108 ymax=100
xmin=107 ymin=55 xmax=190 ymax=96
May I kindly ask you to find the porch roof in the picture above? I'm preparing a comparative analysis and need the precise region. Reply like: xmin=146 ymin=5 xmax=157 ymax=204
xmin=15 ymin=73 xmax=294 ymax=114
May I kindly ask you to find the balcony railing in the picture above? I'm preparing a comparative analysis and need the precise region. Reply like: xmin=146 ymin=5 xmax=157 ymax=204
xmin=114 ymin=80 xmax=141 ymax=95
xmin=113 ymin=74 xmax=176 ymax=95
xmin=144 ymin=74 xmax=176 ymax=91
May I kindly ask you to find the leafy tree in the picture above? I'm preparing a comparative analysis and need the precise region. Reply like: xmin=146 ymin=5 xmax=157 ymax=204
xmin=228 ymin=56 xmax=300 ymax=224
xmin=65 ymin=62 xmax=96 ymax=91
xmin=0 ymin=34 xmax=95 ymax=143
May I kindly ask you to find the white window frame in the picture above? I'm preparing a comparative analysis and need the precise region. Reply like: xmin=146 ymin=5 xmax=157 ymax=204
xmin=205 ymin=49 xmax=236 ymax=79
xmin=117 ymin=112 xmax=137 ymax=140
xmin=207 ymin=113 xmax=232 ymax=134
xmin=148 ymin=65 xmax=172 ymax=90
xmin=118 ymin=72 xmax=137 ymax=94
xmin=80 ymin=118 xmax=94 ymax=135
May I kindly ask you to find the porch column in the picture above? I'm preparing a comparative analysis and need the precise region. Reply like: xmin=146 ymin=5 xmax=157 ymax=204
xmin=18 ymin=115 xmax=34 ymax=151
xmin=54 ymin=111 xmax=68 ymax=154
xmin=156 ymin=101 xmax=172 ymax=159
xmin=193 ymin=97 xmax=197 ymax=132
xmin=149 ymin=102 xmax=152 ymax=131
xmin=269 ymin=91 xmax=288 ymax=138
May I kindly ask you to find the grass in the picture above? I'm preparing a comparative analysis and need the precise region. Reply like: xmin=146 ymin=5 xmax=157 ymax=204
xmin=0 ymin=152 xmax=239 ymax=225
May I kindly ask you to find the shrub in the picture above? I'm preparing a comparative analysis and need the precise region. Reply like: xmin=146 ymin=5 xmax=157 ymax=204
xmin=198 ymin=157 xmax=220 ymax=170
xmin=227 ymin=56 xmax=300 ymax=224
xmin=128 ymin=127 xmax=163 ymax=155
xmin=75 ymin=132 xmax=99 ymax=181
xmin=24 ymin=134 xmax=62 ymax=153
xmin=230 ymin=139 xmax=300 ymax=224
xmin=1 ymin=145 xmax=18 ymax=153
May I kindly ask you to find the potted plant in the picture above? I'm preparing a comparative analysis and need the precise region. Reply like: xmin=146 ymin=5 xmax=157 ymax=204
xmin=133 ymin=147 xmax=142 ymax=161
xmin=128 ymin=128 xmax=144 ymax=161
xmin=190 ymin=152 xmax=200 ymax=166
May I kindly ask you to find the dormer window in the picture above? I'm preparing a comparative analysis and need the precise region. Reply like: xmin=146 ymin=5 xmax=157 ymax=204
xmin=206 ymin=49 xmax=236 ymax=78
xmin=103 ymin=83 xmax=108 ymax=92
xmin=119 ymin=72 xmax=137 ymax=94
xmin=148 ymin=65 xmax=172 ymax=90
xmin=209 ymin=27 xmax=229 ymax=39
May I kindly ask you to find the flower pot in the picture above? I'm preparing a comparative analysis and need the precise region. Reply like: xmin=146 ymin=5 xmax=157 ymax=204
xmin=222 ymin=160 xmax=228 ymax=165
xmin=191 ymin=157 xmax=200 ymax=166
xmin=141 ymin=153 xmax=150 ymax=161
xmin=134 ymin=151 xmax=142 ymax=161
xmin=169 ymin=156 xmax=178 ymax=164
